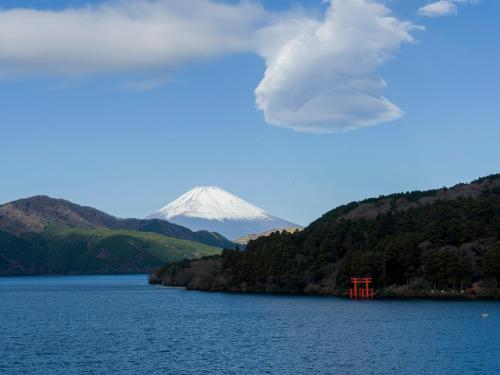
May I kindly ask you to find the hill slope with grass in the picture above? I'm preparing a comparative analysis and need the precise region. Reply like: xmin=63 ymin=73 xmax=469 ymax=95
xmin=0 ymin=226 xmax=221 ymax=276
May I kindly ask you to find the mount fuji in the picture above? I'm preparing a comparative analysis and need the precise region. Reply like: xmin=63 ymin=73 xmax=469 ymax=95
xmin=147 ymin=186 xmax=299 ymax=240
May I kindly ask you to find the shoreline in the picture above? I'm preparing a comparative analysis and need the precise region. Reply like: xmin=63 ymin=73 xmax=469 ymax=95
xmin=3 ymin=273 xmax=498 ymax=300
xmin=0 ymin=272 xmax=150 ymax=279
xmin=150 ymin=280 xmax=500 ymax=301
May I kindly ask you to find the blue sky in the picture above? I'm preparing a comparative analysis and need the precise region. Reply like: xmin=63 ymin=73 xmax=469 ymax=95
xmin=0 ymin=0 xmax=499 ymax=226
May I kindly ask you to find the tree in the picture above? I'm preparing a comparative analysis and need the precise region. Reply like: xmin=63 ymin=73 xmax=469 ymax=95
xmin=424 ymin=247 xmax=472 ymax=290
xmin=481 ymin=246 xmax=500 ymax=288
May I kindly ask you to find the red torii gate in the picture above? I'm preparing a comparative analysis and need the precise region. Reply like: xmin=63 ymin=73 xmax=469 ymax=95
xmin=349 ymin=277 xmax=374 ymax=299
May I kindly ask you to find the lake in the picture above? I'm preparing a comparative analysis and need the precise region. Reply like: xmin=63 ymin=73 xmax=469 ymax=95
xmin=1 ymin=274 xmax=499 ymax=374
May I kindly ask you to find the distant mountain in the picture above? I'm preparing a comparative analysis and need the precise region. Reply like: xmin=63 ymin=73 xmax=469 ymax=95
xmin=0 ymin=195 xmax=234 ymax=248
xmin=0 ymin=195 xmax=234 ymax=276
xmin=235 ymin=226 xmax=303 ymax=245
xmin=147 ymin=186 xmax=298 ymax=240
xmin=151 ymin=174 xmax=500 ymax=299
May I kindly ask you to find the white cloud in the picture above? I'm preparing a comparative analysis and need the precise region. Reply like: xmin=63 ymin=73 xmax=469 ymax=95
xmin=0 ymin=0 xmax=420 ymax=133
xmin=255 ymin=0 xmax=419 ymax=133
xmin=418 ymin=0 xmax=479 ymax=18
xmin=419 ymin=1 xmax=458 ymax=17
xmin=0 ymin=0 xmax=267 ymax=75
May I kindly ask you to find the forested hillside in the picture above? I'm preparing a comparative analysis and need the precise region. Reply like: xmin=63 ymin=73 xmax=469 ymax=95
xmin=0 ymin=226 xmax=221 ymax=276
xmin=151 ymin=174 xmax=500 ymax=298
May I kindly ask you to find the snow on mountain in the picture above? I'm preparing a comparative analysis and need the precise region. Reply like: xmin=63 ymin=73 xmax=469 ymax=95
xmin=152 ymin=186 xmax=271 ymax=221
xmin=147 ymin=186 xmax=298 ymax=240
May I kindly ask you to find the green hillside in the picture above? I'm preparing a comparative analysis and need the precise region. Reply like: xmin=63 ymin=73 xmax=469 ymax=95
xmin=0 ymin=226 xmax=221 ymax=276
xmin=0 ymin=195 xmax=235 ymax=249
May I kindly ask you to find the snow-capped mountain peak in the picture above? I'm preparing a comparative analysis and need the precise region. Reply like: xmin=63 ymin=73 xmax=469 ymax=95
xmin=150 ymin=186 xmax=272 ymax=222
xmin=147 ymin=186 xmax=298 ymax=240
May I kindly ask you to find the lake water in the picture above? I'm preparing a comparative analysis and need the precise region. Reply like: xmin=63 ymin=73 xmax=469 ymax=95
xmin=1 ymin=275 xmax=499 ymax=374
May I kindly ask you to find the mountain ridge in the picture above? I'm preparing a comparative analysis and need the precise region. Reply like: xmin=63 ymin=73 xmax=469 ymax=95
xmin=0 ymin=195 xmax=234 ymax=249
xmin=234 ymin=226 xmax=303 ymax=245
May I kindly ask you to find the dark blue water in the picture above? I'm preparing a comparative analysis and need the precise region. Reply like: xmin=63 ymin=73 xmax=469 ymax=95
xmin=1 ymin=275 xmax=499 ymax=375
